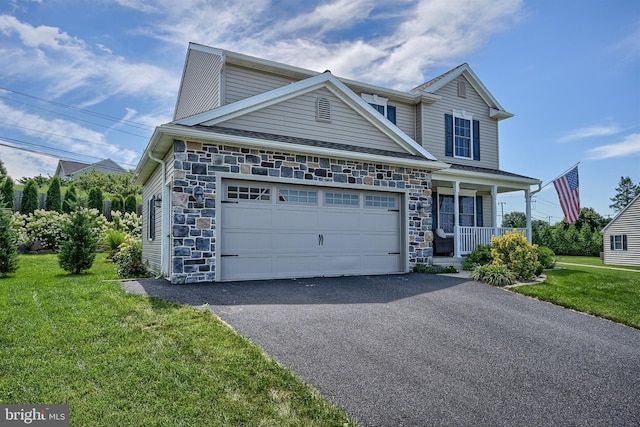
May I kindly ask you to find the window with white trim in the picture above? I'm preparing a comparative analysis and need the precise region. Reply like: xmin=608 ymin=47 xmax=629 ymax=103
xmin=227 ymin=185 xmax=270 ymax=201
xmin=454 ymin=112 xmax=472 ymax=159
xmin=365 ymin=195 xmax=396 ymax=209
xmin=361 ymin=93 xmax=396 ymax=125
xmin=278 ymin=189 xmax=317 ymax=205
xmin=325 ymin=192 xmax=359 ymax=207
xmin=438 ymin=194 xmax=475 ymax=233
xmin=611 ymin=235 xmax=628 ymax=251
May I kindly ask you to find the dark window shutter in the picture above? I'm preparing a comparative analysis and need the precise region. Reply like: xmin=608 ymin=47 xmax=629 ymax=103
xmin=473 ymin=119 xmax=480 ymax=161
xmin=445 ymin=114 xmax=453 ymax=157
xmin=623 ymin=235 xmax=628 ymax=250
xmin=148 ymin=198 xmax=156 ymax=240
xmin=431 ymin=191 xmax=438 ymax=230
xmin=476 ymin=195 xmax=483 ymax=227
xmin=387 ymin=105 xmax=396 ymax=125
xmin=610 ymin=235 xmax=614 ymax=251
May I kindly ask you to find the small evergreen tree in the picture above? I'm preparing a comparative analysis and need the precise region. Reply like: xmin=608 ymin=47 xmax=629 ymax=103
xmin=88 ymin=187 xmax=103 ymax=213
xmin=124 ymin=194 xmax=137 ymax=214
xmin=0 ymin=159 xmax=7 ymax=179
xmin=0 ymin=209 xmax=18 ymax=277
xmin=46 ymin=176 xmax=63 ymax=213
xmin=62 ymin=185 xmax=78 ymax=213
xmin=20 ymin=179 xmax=39 ymax=215
xmin=110 ymin=194 xmax=124 ymax=213
xmin=609 ymin=176 xmax=640 ymax=213
xmin=58 ymin=209 xmax=98 ymax=274
xmin=1 ymin=177 xmax=14 ymax=210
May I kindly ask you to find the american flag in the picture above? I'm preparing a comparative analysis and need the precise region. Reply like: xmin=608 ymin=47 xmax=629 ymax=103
xmin=553 ymin=165 xmax=580 ymax=224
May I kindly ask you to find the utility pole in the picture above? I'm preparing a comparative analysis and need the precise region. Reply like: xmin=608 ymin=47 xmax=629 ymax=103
xmin=498 ymin=202 xmax=506 ymax=226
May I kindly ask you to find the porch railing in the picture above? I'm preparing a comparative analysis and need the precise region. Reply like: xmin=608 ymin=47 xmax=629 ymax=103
xmin=459 ymin=227 xmax=526 ymax=255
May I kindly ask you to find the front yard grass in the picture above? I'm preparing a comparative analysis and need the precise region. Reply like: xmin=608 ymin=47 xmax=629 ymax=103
xmin=0 ymin=254 xmax=353 ymax=426
xmin=512 ymin=262 xmax=640 ymax=329
xmin=556 ymin=255 xmax=640 ymax=271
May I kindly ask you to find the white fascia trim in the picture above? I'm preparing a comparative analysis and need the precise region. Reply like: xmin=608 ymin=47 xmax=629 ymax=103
xmin=158 ymin=124 xmax=450 ymax=171
xmin=175 ymin=72 xmax=439 ymax=161
xmin=433 ymin=168 xmax=541 ymax=188
xmin=601 ymin=193 xmax=640 ymax=233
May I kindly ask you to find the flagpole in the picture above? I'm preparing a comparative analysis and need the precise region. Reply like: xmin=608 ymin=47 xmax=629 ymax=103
xmin=536 ymin=161 xmax=581 ymax=192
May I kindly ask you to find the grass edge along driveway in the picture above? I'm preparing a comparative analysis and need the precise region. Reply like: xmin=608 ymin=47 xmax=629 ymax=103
xmin=512 ymin=256 xmax=640 ymax=329
xmin=0 ymin=254 xmax=354 ymax=427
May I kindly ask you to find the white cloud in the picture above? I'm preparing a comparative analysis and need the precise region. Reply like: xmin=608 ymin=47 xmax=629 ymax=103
xmin=0 ymin=14 xmax=179 ymax=102
xmin=0 ymin=144 xmax=58 ymax=179
xmin=558 ymin=124 xmax=622 ymax=143
xmin=586 ymin=133 xmax=640 ymax=160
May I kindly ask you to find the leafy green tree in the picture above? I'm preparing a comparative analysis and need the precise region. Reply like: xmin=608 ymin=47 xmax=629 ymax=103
xmin=574 ymin=207 xmax=607 ymax=232
xmin=0 ymin=209 xmax=18 ymax=277
xmin=46 ymin=176 xmax=63 ymax=213
xmin=0 ymin=158 xmax=7 ymax=179
xmin=110 ymin=194 xmax=124 ymax=212
xmin=20 ymin=179 xmax=39 ymax=215
xmin=1 ymin=177 xmax=14 ymax=210
xmin=58 ymin=209 xmax=99 ymax=274
xmin=88 ymin=187 xmax=104 ymax=212
xmin=18 ymin=174 xmax=49 ymax=187
xmin=124 ymin=194 xmax=137 ymax=214
xmin=62 ymin=185 xmax=78 ymax=213
xmin=502 ymin=211 xmax=527 ymax=228
xmin=73 ymin=169 xmax=140 ymax=198
xmin=609 ymin=176 xmax=639 ymax=213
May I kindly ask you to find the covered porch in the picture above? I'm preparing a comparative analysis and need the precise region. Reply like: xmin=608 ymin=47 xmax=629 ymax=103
xmin=430 ymin=165 xmax=541 ymax=258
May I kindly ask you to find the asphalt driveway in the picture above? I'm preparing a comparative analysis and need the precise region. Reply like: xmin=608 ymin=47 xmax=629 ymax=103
xmin=124 ymin=274 xmax=640 ymax=426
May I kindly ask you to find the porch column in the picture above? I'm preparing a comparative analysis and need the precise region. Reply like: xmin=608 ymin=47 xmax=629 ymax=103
xmin=491 ymin=185 xmax=498 ymax=237
xmin=525 ymin=188 xmax=532 ymax=243
xmin=454 ymin=181 xmax=460 ymax=258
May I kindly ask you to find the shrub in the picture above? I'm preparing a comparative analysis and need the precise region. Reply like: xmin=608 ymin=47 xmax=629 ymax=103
xmin=58 ymin=209 xmax=99 ymax=274
xmin=104 ymin=229 xmax=126 ymax=258
xmin=62 ymin=185 xmax=78 ymax=213
xmin=1 ymin=177 xmax=14 ymax=210
xmin=462 ymin=244 xmax=493 ymax=270
xmin=0 ymin=209 xmax=18 ymax=276
xmin=113 ymin=236 xmax=149 ymax=278
xmin=88 ymin=187 xmax=104 ymax=213
xmin=470 ymin=264 xmax=514 ymax=287
xmin=414 ymin=264 xmax=458 ymax=274
xmin=23 ymin=210 xmax=65 ymax=250
xmin=45 ymin=176 xmax=62 ymax=213
xmin=124 ymin=195 xmax=137 ymax=214
xmin=20 ymin=179 xmax=39 ymax=215
xmin=109 ymin=210 xmax=142 ymax=238
xmin=491 ymin=231 xmax=541 ymax=280
xmin=536 ymin=246 xmax=556 ymax=270
xmin=110 ymin=194 xmax=124 ymax=213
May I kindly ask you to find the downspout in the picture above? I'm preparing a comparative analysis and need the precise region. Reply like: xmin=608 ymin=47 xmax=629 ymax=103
xmin=147 ymin=151 xmax=168 ymax=276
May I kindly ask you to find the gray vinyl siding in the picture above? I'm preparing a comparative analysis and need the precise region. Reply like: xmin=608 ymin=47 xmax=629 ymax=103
xmin=218 ymin=87 xmax=406 ymax=153
xmin=392 ymin=101 xmax=416 ymax=140
xmin=415 ymin=103 xmax=423 ymax=144
xmin=174 ymin=49 xmax=223 ymax=120
xmin=225 ymin=65 xmax=296 ymax=104
xmin=142 ymin=162 xmax=163 ymax=275
xmin=603 ymin=199 xmax=640 ymax=266
xmin=421 ymin=76 xmax=500 ymax=170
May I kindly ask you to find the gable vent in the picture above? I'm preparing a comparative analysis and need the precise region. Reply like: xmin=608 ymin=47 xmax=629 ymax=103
xmin=457 ymin=80 xmax=467 ymax=98
xmin=316 ymin=97 xmax=331 ymax=122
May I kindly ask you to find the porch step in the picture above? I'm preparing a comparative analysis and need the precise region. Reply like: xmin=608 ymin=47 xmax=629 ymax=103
xmin=432 ymin=256 xmax=465 ymax=270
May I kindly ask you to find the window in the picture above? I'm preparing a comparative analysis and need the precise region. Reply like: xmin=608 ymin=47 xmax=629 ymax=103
xmin=365 ymin=195 xmax=396 ymax=208
xmin=278 ymin=189 xmax=317 ymax=205
xmin=445 ymin=113 xmax=480 ymax=161
xmin=610 ymin=235 xmax=628 ymax=251
xmin=325 ymin=192 xmax=359 ymax=207
xmin=438 ymin=195 xmax=475 ymax=233
xmin=227 ymin=185 xmax=270 ymax=201
xmin=457 ymin=80 xmax=466 ymax=97
xmin=362 ymin=93 xmax=396 ymax=124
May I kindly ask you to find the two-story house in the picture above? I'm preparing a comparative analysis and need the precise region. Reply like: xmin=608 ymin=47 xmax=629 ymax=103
xmin=134 ymin=43 xmax=540 ymax=283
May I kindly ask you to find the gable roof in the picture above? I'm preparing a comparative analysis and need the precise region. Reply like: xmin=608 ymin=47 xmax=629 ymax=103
xmin=55 ymin=158 xmax=126 ymax=179
xmin=175 ymin=71 xmax=439 ymax=161
xmin=602 ymin=193 xmax=640 ymax=233
xmin=412 ymin=63 xmax=514 ymax=120
xmin=56 ymin=160 xmax=90 ymax=177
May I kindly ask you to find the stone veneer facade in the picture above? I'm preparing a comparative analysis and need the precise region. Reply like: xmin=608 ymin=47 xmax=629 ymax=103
xmin=170 ymin=139 xmax=434 ymax=283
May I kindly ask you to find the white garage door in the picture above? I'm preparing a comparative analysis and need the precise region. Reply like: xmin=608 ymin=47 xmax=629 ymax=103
xmin=220 ymin=180 xmax=403 ymax=281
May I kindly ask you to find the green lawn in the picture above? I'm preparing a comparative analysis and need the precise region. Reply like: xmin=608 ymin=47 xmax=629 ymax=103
xmin=0 ymin=254 xmax=353 ymax=426
xmin=513 ymin=260 xmax=640 ymax=329
xmin=556 ymin=255 xmax=640 ymax=271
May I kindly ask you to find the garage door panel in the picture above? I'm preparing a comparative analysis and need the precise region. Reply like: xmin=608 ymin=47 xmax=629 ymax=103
xmin=221 ymin=256 xmax=273 ymax=280
xmin=320 ymin=254 xmax=362 ymax=273
xmin=273 ymin=256 xmax=320 ymax=275
xmin=361 ymin=233 xmax=401 ymax=252
xmin=359 ymin=212 xmax=399 ymax=229
xmin=272 ymin=232 xmax=320 ymax=251
xmin=318 ymin=210 xmax=362 ymax=229
xmin=222 ymin=205 xmax=272 ymax=228
xmin=221 ymin=231 xmax=273 ymax=252
xmin=364 ymin=254 xmax=402 ymax=273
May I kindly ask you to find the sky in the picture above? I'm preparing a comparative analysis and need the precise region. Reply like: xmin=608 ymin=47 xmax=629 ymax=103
xmin=0 ymin=0 xmax=638 ymax=224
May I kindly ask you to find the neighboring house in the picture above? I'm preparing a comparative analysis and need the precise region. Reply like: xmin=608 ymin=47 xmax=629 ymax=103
xmin=55 ymin=158 xmax=127 ymax=180
xmin=601 ymin=194 xmax=640 ymax=266
xmin=133 ymin=43 xmax=541 ymax=283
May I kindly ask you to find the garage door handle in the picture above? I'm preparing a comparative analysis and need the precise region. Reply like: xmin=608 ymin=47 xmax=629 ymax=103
xmin=221 ymin=254 xmax=239 ymax=257
xmin=388 ymin=252 xmax=400 ymax=255
xmin=318 ymin=234 xmax=324 ymax=245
